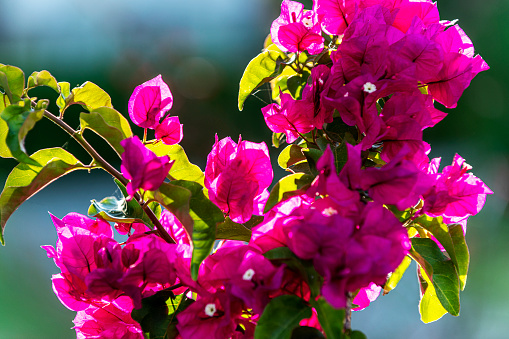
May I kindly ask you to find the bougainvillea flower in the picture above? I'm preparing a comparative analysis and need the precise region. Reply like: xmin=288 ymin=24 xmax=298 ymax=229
xmin=205 ymin=135 xmax=273 ymax=223
xmin=423 ymin=154 xmax=493 ymax=221
xmin=391 ymin=0 xmax=440 ymax=33
xmin=315 ymin=0 xmax=358 ymax=36
xmin=198 ymin=243 xmax=285 ymax=314
xmin=285 ymin=201 xmax=409 ymax=308
xmin=262 ymin=93 xmax=315 ymax=143
xmin=73 ymin=296 xmax=143 ymax=339
xmin=176 ymin=290 xmax=244 ymax=339
xmin=352 ymin=282 xmax=382 ymax=311
xmin=429 ymin=24 xmax=489 ymax=108
xmin=154 ymin=116 xmax=183 ymax=145
xmin=128 ymin=74 xmax=173 ymax=129
xmin=120 ymin=136 xmax=174 ymax=198
xmin=271 ymin=0 xmax=324 ymax=54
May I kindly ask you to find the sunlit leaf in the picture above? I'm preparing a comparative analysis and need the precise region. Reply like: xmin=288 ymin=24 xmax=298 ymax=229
xmin=80 ymin=107 xmax=133 ymax=157
xmin=0 ymin=117 xmax=13 ymax=158
xmin=145 ymin=142 xmax=204 ymax=185
xmin=0 ymin=101 xmax=45 ymax=165
xmin=272 ymin=66 xmax=298 ymax=101
xmin=60 ymin=81 xmax=112 ymax=114
xmin=287 ymin=71 xmax=310 ymax=100
xmin=88 ymin=179 xmax=155 ymax=228
xmin=264 ymin=173 xmax=314 ymax=213
xmin=278 ymin=144 xmax=306 ymax=170
xmin=27 ymin=70 xmax=60 ymax=93
xmin=384 ymin=256 xmax=411 ymax=295
xmin=215 ymin=217 xmax=252 ymax=242
xmin=0 ymin=65 xmax=24 ymax=103
xmin=239 ymin=44 xmax=286 ymax=110
xmin=254 ymin=295 xmax=312 ymax=339
xmin=0 ymin=148 xmax=87 ymax=244
xmin=56 ymin=82 xmax=71 ymax=112
xmin=414 ymin=215 xmax=469 ymax=290
xmin=412 ymin=238 xmax=460 ymax=317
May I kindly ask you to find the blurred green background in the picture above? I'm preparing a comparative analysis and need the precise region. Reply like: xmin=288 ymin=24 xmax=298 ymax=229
xmin=0 ymin=0 xmax=507 ymax=338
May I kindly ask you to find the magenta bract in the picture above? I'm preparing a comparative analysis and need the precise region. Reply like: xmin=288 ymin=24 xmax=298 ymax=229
xmin=205 ymin=135 xmax=273 ymax=223
xmin=128 ymin=74 xmax=173 ymax=129
xmin=271 ymin=0 xmax=324 ymax=54
xmin=154 ymin=115 xmax=183 ymax=145
xmin=120 ymin=136 xmax=174 ymax=198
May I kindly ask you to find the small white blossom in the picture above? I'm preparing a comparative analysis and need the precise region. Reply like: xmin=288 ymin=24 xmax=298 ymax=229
xmin=302 ymin=17 xmax=313 ymax=28
xmin=363 ymin=82 xmax=377 ymax=93
xmin=243 ymin=268 xmax=255 ymax=281
xmin=204 ymin=303 xmax=217 ymax=317
xmin=322 ymin=207 xmax=338 ymax=216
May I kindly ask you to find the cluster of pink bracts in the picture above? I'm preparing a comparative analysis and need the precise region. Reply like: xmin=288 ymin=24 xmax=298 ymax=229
xmin=43 ymin=0 xmax=492 ymax=338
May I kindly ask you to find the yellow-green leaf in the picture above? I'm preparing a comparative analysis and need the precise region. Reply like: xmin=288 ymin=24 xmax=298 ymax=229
xmin=0 ymin=148 xmax=87 ymax=244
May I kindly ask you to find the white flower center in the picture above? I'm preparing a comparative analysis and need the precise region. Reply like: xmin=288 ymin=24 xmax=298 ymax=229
xmin=322 ymin=207 xmax=338 ymax=216
xmin=302 ymin=17 xmax=313 ymax=28
xmin=363 ymin=82 xmax=377 ymax=93
xmin=243 ymin=268 xmax=255 ymax=281
xmin=204 ymin=303 xmax=216 ymax=317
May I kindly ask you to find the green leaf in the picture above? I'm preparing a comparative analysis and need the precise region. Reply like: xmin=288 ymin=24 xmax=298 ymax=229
xmin=311 ymin=297 xmax=344 ymax=339
xmin=412 ymin=238 xmax=460 ymax=317
xmin=26 ymin=70 xmax=60 ymax=93
xmin=449 ymin=223 xmax=469 ymax=290
xmin=384 ymin=256 xmax=411 ymax=295
xmin=239 ymin=44 xmax=286 ymax=110
xmin=418 ymin=262 xmax=448 ymax=323
xmin=152 ymin=182 xmax=193 ymax=237
xmin=272 ymin=132 xmax=285 ymax=148
xmin=0 ymin=101 xmax=45 ymax=165
xmin=254 ymin=295 xmax=312 ymax=339
xmin=80 ymin=107 xmax=133 ymax=157
xmin=291 ymin=326 xmax=325 ymax=339
xmin=173 ymin=180 xmax=224 ymax=280
xmin=272 ymin=66 xmax=298 ymax=101
xmin=145 ymin=142 xmax=204 ymax=185
xmin=166 ymin=294 xmax=194 ymax=339
xmin=414 ymin=215 xmax=469 ymax=290
xmin=287 ymin=71 xmax=310 ymax=100
xmin=61 ymin=81 xmax=113 ymax=114
xmin=0 ymin=148 xmax=87 ymax=244
xmin=278 ymin=144 xmax=306 ymax=170
xmin=88 ymin=179 xmax=155 ymax=228
xmin=131 ymin=289 xmax=175 ymax=339
xmin=264 ymin=173 xmax=314 ymax=213
xmin=333 ymin=142 xmax=348 ymax=173
xmin=56 ymin=82 xmax=71 ymax=112
xmin=0 ymin=117 xmax=13 ymax=158
xmin=347 ymin=330 xmax=368 ymax=339
xmin=215 ymin=217 xmax=252 ymax=242
xmin=0 ymin=65 xmax=24 ymax=103
xmin=152 ymin=181 xmax=224 ymax=280
xmin=302 ymin=148 xmax=323 ymax=176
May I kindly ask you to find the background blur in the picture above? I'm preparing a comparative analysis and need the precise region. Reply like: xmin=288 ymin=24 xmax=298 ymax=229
xmin=0 ymin=0 xmax=507 ymax=338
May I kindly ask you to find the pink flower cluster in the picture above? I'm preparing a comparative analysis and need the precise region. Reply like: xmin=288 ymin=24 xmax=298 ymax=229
xmin=266 ymin=0 xmax=489 ymax=163
xmin=41 ymin=1 xmax=493 ymax=337
xmin=129 ymin=75 xmax=183 ymax=145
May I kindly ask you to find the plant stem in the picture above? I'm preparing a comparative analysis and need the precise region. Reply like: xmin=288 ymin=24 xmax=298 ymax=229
xmin=43 ymin=110 xmax=176 ymax=244
xmin=345 ymin=292 xmax=352 ymax=333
